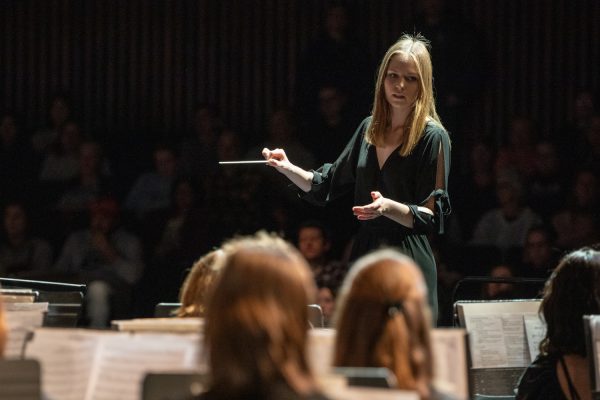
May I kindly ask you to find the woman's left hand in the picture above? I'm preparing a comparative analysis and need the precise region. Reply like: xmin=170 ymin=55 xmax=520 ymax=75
xmin=352 ymin=191 xmax=387 ymax=220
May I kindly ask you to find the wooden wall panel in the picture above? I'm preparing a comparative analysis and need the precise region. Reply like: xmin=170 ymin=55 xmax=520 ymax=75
xmin=0 ymin=0 xmax=598 ymax=147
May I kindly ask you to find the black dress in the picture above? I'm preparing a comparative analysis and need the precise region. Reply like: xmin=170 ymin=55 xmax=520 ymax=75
xmin=303 ymin=116 xmax=451 ymax=318
xmin=516 ymin=353 xmax=581 ymax=400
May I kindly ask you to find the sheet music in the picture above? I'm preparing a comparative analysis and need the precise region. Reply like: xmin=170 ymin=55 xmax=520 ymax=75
xmin=464 ymin=314 xmax=509 ymax=368
xmin=4 ymin=307 xmax=47 ymax=358
xmin=591 ymin=316 xmax=600 ymax=391
xmin=307 ymin=329 xmax=336 ymax=376
xmin=430 ymin=328 xmax=469 ymax=400
xmin=501 ymin=313 xmax=530 ymax=367
xmin=523 ymin=313 xmax=546 ymax=361
xmin=25 ymin=329 xmax=110 ymax=400
xmin=85 ymin=333 xmax=200 ymax=400
xmin=112 ymin=317 xmax=203 ymax=333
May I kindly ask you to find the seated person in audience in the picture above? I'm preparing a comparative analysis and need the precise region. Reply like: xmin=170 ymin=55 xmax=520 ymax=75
xmin=315 ymin=277 xmax=337 ymax=328
xmin=124 ymin=143 xmax=178 ymax=220
xmin=482 ymin=264 xmax=518 ymax=300
xmin=199 ymin=232 xmax=329 ymax=400
xmin=552 ymin=169 xmax=600 ymax=251
xmin=38 ymin=120 xmax=83 ymax=184
xmin=471 ymin=169 xmax=541 ymax=249
xmin=297 ymin=219 xmax=347 ymax=289
xmin=0 ymin=201 xmax=53 ymax=278
xmin=333 ymin=248 xmax=450 ymax=400
xmin=175 ymin=249 xmax=224 ymax=318
xmin=516 ymin=247 xmax=600 ymax=400
xmin=53 ymin=197 xmax=144 ymax=328
xmin=521 ymin=225 xmax=559 ymax=279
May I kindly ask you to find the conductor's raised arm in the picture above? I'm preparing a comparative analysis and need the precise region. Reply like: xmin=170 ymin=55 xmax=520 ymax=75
xmin=261 ymin=147 xmax=314 ymax=193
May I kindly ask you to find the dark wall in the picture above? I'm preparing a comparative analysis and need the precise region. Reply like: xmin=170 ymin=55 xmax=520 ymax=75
xmin=1 ymin=0 xmax=598 ymax=145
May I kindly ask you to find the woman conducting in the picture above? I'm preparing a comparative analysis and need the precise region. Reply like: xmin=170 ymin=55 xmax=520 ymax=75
xmin=262 ymin=34 xmax=451 ymax=319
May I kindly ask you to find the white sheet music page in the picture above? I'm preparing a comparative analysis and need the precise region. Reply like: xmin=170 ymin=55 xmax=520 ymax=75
xmin=592 ymin=316 xmax=600 ymax=391
xmin=3 ymin=304 xmax=47 ymax=358
xmin=84 ymin=333 xmax=200 ymax=400
xmin=24 ymin=328 xmax=115 ymax=400
xmin=523 ymin=313 xmax=546 ymax=361
xmin=430 ymin=328 xmax=469 ymax=400
xmin=501 ymin=313 xmax=530 ymax=367
xmin=464 ymin=314 xmax=509 ymax=368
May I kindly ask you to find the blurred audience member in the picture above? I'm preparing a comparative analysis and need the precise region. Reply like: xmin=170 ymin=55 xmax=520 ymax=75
xmin=56 ymin=141 xmax=114 ymax=229
xmin=517 ymin=247 xmax=600 ymax=400
xmin=295 ymin=3 xmax=371 ymax=122
xmin=482 ymin=264 xmax=518 ymax=301
xmin=521 ymin=225 xmax=559 ymax=279
xmin=552 ymin=169 xmax=600 ymax=250
xmin=178 ymin=104 xmax=221 ymax=181
xmin=471 ymin=170 xmax=541 ymax=249
xmin=53 ymin=197 xmax=144 ymax=328
xmin=495 ymin=117 xmax=538 ymax=180
xmin=31 ymin=93 xmax=72 ymax=155
xmin=0 ymin=112 xmax=37 ymax=200
xmin=38 ymin=120 xmax=84 ymax=184
xmin=453 ymin=140 xmax=497 ymax=240
xmin=124 ymin=144 xmax=178 ymax=220
xmin=315 ymin=277 xmax=337 ymax=328
xmin=297 ymin=219 xmax=346 ymax=290
xmin=200 ymin=232 xmax=328 ymax=400
xmin=527 ymin=140 xmax=567 ymax=220
xmin=0 ymin=201 xmax=53 ymax=278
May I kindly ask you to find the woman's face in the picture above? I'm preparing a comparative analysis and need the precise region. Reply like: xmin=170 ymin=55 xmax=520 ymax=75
xmin=383 ymin=53 xmax=420 ymax=113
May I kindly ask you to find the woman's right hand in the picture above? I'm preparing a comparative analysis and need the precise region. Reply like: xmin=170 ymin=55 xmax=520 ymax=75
xmin=262 ymin=148 xmax=291 ymax=171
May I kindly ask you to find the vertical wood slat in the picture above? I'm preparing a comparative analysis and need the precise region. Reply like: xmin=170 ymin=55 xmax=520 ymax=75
xmin=0 ymin=0 xmax=598 ymax=145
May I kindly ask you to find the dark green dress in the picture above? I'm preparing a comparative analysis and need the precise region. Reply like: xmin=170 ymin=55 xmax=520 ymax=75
xmin=303 ymin=116 xmax=451 ymax=319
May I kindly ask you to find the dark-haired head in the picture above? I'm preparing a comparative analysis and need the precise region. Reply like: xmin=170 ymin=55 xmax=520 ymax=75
xmin=539 ymin=247 xmax=600 ymax=356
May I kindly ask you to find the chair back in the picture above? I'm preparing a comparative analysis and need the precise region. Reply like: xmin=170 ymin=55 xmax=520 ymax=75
xmin=142 ymin=372 xmax=205 ymax=400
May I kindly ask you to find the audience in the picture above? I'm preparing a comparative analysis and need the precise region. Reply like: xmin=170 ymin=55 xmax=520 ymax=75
xmin=296 ymin=220 xmax=346 ymax=291
xmin=482 ymin=264 xmax=518 ymax=301
xmin=124 ymin=144 xmax=178 ymax=220
xmin=333 ymin=248 xmax=448 ymax=399
xmin=471 ymin=170 xmax=541 ymax=249
xmin=53 ymin=197 xmax=144 ymax=328
xmin=200 ymin=232 xmax=329 ymax=400
xmin=176 ymin=249 xmax=224 ymax=318
xmin=516 ymin=247 xmax=600 ymax=400
xmin=0 ymin=201 xmax=53 ymax=278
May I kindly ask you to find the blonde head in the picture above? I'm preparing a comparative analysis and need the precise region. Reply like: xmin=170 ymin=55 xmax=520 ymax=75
xmin=368 ymin=33 xmax=443 ymax=156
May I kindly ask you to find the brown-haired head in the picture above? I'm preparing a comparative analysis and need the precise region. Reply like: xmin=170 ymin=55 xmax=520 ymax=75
xmin=204 ymin=231 xmax=317 ymax=398
xmin=334 ymin=249 xmax=432 ymax=397
xmin=368 ymin=33 xmax=443 ymax=156
xmin=539 ymin=247 xmax=600 ymax=356
xmin=176 ymin=249 xmax=224 ymax=318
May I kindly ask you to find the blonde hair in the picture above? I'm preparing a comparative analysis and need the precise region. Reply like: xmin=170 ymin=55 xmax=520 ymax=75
xmin=367 ymin=33 xmax=443 ymax=156
xmin=176 ymin=249 xmax=224 ymax=318
xmin=204 ymin=231 xmax=317 ymax=398
xmin=334 ymin=249 xmax=433 ymax=397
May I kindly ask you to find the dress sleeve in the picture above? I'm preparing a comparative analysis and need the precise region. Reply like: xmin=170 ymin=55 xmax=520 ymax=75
xmin=408 ymin=124 xmax=452 ymax=234
xmin=300 ymin=117 xmax=369 ymax=206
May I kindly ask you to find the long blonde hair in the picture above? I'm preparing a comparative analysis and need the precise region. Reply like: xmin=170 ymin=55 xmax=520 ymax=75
xmin=367 ymin=33 xmax=443 ymax=156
